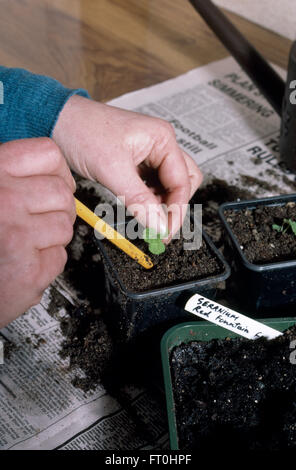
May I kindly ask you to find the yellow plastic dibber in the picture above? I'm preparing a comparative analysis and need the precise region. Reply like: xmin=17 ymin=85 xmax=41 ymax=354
xmin=75 ymin=198 xmax=153 ymax=270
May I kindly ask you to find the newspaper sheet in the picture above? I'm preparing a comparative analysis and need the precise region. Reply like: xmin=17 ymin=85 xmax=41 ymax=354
xmin=0 ymin=56 xmax=292 ymax=450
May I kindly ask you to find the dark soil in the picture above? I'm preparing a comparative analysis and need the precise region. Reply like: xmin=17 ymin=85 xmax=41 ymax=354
xmin=58 ymin=303 xmax=166 ymax=445
xmin=64 ymin=182 xmax=107 ymax=309
xmin=102 ymin=230 xmax=223 ymax=292
xmin=59 ymin=303 xmax=165 ymax=392
xmin=2 ymin=339 xmax=17 ymax=359
xmin=225 ymin=202 xmax=296 ymax=264
xmin=190 ymin=178 xmax=254 ymax=248
xmin=282 ymin=175 xmax=296 ymax=191
xmin=46 ymin=178 xmax=114 ymax=390
xmin=59 ymin=305 xmax=115 ymax=391
xmin=171 ymin=325 xmax=296 ymax=450
xmin=239 ymin=174 xmax=282 ymax=195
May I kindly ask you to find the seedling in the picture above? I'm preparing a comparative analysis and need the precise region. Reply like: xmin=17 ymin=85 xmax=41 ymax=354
xmin=143 ymin=228 xmax=166 ymax=255
xmin=272 ymin=218 xmax=296 ymax=236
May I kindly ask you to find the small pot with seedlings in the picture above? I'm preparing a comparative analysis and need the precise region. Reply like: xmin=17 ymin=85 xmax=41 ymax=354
xmin=96 ymin=222 xmax=230 ymax=343
xmin=219 ymin=193 xmax=296 ymax=313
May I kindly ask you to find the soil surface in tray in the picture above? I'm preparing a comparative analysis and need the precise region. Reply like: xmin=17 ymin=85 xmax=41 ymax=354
xmin=102 ymin=232 xmax=223 ymax=292
xmin=225 ymin=202 xmax=296 ymax=264
xmin=171 ymin=325 xmax=296 ymax=450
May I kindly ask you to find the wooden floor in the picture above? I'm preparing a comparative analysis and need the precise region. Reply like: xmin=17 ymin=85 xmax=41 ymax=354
xmin=0 ymin=0 xmax=292 ymax=102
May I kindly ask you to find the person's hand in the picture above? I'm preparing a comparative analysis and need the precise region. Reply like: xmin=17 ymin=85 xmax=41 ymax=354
xmin=53 ymin=95 xmax=203 ymax=239
xmin=0 ymin=138 xmax=76 ymax=327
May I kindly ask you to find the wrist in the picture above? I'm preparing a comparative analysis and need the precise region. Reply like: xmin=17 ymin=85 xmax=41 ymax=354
xmin=52 ymin=95 xmax=107 ymax=180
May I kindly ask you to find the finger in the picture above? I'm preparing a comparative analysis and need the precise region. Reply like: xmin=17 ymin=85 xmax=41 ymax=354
xmin=30 ymin=212 xmax=74 ymax=250
xmin=182 ymin=151 xmax=203 ymax=200
xmin=1 ymin=138 xmax=76 ymax=192
xmin=149 ymin=138 xmax=192 ymax=237
xmin=37 ymin=245 xmax=68 ymax=293
xmin=16 ymin=175 xmax=76 ymax=222
xmin=106 ymin=162 xmax=168 ymax=235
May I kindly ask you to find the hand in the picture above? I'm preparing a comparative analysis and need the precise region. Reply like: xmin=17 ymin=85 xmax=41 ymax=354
xmin=53 ymin=95 xmax=203 ymax=239
xmin=0 ymin=138 xmax=76 ymax=327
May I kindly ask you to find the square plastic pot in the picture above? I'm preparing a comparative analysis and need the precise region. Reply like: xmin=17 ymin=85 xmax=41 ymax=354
xmin=161 ymin=317 xmax=296 ymax=450
xmin=96 ymin=231 xmax=230 ymax=343
xmin=219 ymin=194 xmax=296 ymax=314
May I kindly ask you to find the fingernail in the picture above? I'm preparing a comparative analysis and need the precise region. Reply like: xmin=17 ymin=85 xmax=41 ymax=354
xmin=147 ymin=213 xmax=167 ymax=237
xmin=162 ymin=231 xmax=172 ymax=245
xmin=72 ymin=175 xmax=77 ymax=192
xmin=159 ymin=218 xmax=168 ymax=236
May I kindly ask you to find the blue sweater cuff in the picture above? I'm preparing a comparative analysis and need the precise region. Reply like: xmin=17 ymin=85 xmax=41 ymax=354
xmin=0 ymin=66 xmax=90 ymax=142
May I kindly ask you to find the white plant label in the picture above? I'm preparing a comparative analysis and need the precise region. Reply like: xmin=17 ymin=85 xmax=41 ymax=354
xmin=185 ymin=294 xmax=282 ymax=340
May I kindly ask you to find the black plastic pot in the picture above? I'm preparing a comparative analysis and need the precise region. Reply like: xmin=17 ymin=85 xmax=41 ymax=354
xmin=96 ymin=231 xmax=230 ymax=343
xmin=219 ymin=193 xmax=296 ymax=313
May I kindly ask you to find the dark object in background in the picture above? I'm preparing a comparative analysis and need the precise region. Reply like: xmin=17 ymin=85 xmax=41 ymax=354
xmin=188 ymin=0 xmax=285 ymax=115
xmin=219 ymin=194 xmax=296 ymax=313
xmin=188 ymin=0 xmax=296 ymax=173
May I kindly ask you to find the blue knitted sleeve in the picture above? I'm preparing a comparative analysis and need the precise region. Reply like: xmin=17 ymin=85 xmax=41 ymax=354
xmin=0 ymin=66 xmax=90 ymax=142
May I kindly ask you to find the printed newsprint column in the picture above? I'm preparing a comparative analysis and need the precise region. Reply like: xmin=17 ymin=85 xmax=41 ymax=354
xmin=0 ymin=57 xmax=293 ymax=450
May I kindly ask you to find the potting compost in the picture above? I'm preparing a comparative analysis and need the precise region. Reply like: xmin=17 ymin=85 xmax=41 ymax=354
xmin=219 ymin=195 xmax=296 ymax=312
xmin=225 ymin=202 xmax=296 ymax=264
xmin=171 ymin=325 xmax=296 ymax=450
xmin=102 ymin=229 xmax=222 ymax=292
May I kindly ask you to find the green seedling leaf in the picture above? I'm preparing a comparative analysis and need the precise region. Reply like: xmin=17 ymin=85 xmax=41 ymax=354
xmin=272 ymin=224 xmax=283 ymax=232
xmin=285 ymin=219 xmax=296 ymax=236
xmin=143 ymin=227 xmax=167 ymax=256
xmin=148 ymin=240 xmax=166 ymax=255
xmin=272 ymin=219 xmax=296 ymax=237
xmin=143 ymin=227 xmax=158 ymax=242
xmin=290 ymin=221 xmax=296 ymax=236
